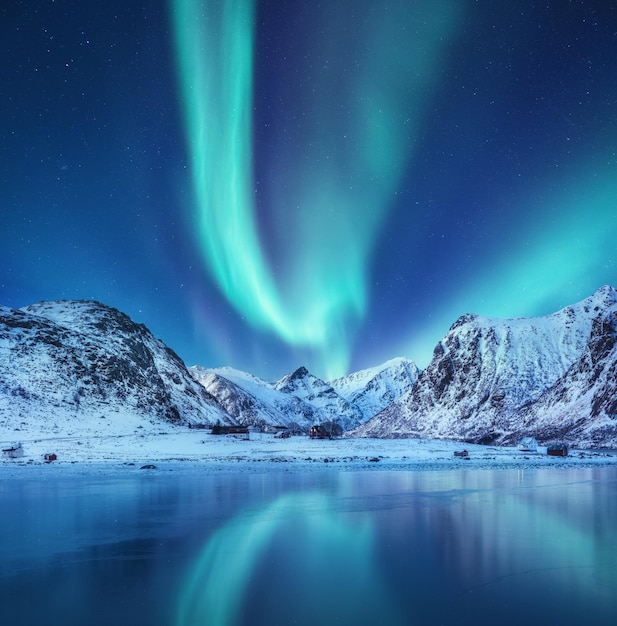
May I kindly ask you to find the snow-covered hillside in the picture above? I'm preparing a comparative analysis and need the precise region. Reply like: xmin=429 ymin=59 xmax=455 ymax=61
xmin=3 ymin=289 xmax=617 ymax=448
xmin=516 ymin=304 xmax=617 ymax=446
xmin=190 ymin=361 xmax=417 ymax=432
xmin=353 ymin=286 xmax=617 ymax=447
xmin=190 ymin=366 xmax=317 ymax=429
xmin=0 ymin=301 xmax=231 ymax=438
xmin=330 ymin=357 xmax=419 ymax=421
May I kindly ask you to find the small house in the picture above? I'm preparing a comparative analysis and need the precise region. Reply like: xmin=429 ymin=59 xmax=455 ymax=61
xmin=309 ymin=425 xmax=331 ymax=440
xmin=211 ymin=422 xmax=249 ymax=438
xmin=517 ymin=437 xmax=538 ymax=453
xmin=547 ymin=444 xmax=568 ymax=457
xmin=44 ymin=453 xmax=57 ymax=462
xmin=228 ymin=425 xmax=249 ymax=437
xmin=2 ymin=443 xmax=24 ymax=459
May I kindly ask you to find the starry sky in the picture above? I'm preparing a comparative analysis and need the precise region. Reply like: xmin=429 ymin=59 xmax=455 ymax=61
xmin=1 ymin=0 xmax=616 ymax=380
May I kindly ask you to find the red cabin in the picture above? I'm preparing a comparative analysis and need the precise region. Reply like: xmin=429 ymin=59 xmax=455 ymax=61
xmin=547 ymin=444 xmax=568 ymax=457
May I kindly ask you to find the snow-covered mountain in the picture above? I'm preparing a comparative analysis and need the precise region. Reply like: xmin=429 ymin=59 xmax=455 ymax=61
xmin=516 ymin=303 xmax=617 ymax=446
xmin=190 ymin=366 xmax=316 ymax=430
xmin=4 ymin=288 xmax=617 ymax=447
xmin=330 ymin=357 xmax=419 ymax=421
xmin=191 ymin=361 xmax=417 ymax=432
xmin=272 ymin=366 xmax=363 ymax=430
xmin=0 ymin=300 xmax=231 ymax=437
xmin=353 ymin=286 xmax=617 ymax=447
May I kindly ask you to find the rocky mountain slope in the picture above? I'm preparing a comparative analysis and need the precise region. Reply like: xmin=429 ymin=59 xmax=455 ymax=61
xmin=353 ymin=286 xmax=617 ymax=447
xmin=517 ymin=304 xmax=617 ymax=445
xmin=3 ymin=288 xmax=617 ymax=447
xmin=0 ymin=300 xmax=231 ymax=437
xmin=330 ymin=357 xmax=419 ymax=420
xmin=191 ymin=358 xmax=418 ymax=432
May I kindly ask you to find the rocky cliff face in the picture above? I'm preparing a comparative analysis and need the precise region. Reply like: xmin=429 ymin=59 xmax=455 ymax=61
xmin=0 ymin=300 xmax=230 ymax=436
xmin=329 ymin=357 xmax=419 ymax=421
xmin=191 ymin=358 xmax=420 ymax=432
xmin=516 ymin=304 xmax=617 ymax=446
xmin=353 ymin=287 xmax=617 ymax=447
xmin=4 ymin=288 xmax=617 ymax=447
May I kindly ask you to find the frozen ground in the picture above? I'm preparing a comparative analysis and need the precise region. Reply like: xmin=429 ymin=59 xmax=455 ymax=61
xmin=2 ymin=424 xmax=617 ymax=476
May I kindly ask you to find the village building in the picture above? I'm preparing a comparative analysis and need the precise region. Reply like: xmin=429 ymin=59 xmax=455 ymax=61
xmin=2 ymin=443 xmax=24 ymax=459
xmin=517 ymin=437 xmax=538 ymax=453
xmin=547 ymin=444 xmax=569 ymax=457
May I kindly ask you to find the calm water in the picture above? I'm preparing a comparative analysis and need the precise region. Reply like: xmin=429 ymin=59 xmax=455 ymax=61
xmin=1 ymin=467 xmax=616 ymax=626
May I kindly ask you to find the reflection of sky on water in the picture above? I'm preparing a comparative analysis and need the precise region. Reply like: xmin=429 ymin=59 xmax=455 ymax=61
xmin=345 ymin=469 xmax=617 ymax=621
xmin=176 ymin=492 xmax=405 ymax=626
xmin=175 ymin=469 xmax=617 ymax=625
xmin=1 ymin=468 xmax=616 ymax=625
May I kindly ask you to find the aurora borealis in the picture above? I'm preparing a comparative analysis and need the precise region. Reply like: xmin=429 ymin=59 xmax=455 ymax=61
xmin=1 ymin=1 xmax=616 ymax=379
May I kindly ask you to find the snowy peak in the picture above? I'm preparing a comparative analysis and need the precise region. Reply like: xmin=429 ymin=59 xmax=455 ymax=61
xmin=0 ymin=300 xmax=230 ymax=437
xmin=22 ymin=300 xmax=141 ymax=335
xmin=354 ymin=287 xmax=617 ymax=446
xmin=330 ymin=357 xmax=419 ymax=421
xmin=585 ymin=284 xmax=617 ymax=308
xmin=270 ymin=365 xmax=364 ymax=429
xmin=192 ymin=361 xmax=418 ymax=432
xmin=274 ymin=365 xmax=325 ymax=397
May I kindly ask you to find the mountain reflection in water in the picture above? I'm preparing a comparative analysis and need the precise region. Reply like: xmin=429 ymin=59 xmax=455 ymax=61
xmin=175 ymin=491 xmax=405 ymax=625
xmin=1 ymin=468 xmax=616 ymax=626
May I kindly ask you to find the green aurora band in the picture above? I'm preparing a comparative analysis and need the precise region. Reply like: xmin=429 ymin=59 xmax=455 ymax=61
xmin=174 ymin=492 xmax=404 ymax=625
xmin=171 ymin=0 xmax=461 ymax=376
xmin=406 ymin=163 xmax=617 ymax=367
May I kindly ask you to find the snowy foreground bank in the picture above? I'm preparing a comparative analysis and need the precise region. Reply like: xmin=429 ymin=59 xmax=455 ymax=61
xmin=2 ymin=428 xmax=617 ymax=476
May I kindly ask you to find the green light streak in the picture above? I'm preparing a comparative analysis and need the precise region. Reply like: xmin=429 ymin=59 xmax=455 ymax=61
xmin=455 ymin=169 xmax=617 ymax=313
xmin=171 ymin=0 xmax=461 ymax=376
xmin=407 ymin=166 xmax=617 ymax=366
xmin=170 ymin=0 xmax=280 ymax=325
xmin=175 ymin=492 xmax=404 ymax=626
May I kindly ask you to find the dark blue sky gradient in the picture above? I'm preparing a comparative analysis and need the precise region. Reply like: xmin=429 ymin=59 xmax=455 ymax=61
xmin=1 ymin=1 xmax=616 ymax=380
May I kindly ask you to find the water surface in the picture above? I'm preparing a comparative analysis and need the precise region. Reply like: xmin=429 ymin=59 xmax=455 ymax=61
xmin=1 ymin=467 xmax=616 ymax=625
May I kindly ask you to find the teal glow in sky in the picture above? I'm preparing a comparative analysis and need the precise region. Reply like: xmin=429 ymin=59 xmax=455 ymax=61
xmin=407 ymin=162 xmax=617 ymax=363
xmin=1 ymin=1 xmax=616 ymax=379
xmin=171 ymin=0 xmax=461 ymax=377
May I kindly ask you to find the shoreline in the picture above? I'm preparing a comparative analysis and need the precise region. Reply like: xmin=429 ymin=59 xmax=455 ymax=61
xmin=3 ymin=431 xmax=617 ymax=477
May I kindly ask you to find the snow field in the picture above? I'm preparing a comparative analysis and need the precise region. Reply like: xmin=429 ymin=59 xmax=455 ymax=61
xmin=2 ymin=428 xmax=616 ymax=477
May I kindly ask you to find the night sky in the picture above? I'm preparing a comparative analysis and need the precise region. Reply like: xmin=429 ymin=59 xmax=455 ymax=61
xmin=1 ymin=1 xmax=616 ymax=380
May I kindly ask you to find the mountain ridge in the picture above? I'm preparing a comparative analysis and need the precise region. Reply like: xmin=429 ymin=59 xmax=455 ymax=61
xmin=352 ymin=286 xmax=617 ymax=447
xmin=2 ymin=287 xmax=617 ymax=447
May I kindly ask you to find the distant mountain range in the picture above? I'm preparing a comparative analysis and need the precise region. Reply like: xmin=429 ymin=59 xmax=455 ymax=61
xmin=1 ymin=287 xmax=616 ymax=447
xmin=191 ymin=358 xmax=419 ymax=433
xmin=0 ymin=299 xmax=416 ymax=438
